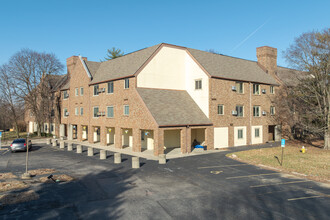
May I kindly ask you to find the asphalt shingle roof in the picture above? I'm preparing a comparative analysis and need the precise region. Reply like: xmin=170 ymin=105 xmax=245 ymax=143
xmin=85 ymin=61 xmax=101 ymax=77
xmin=187 ymin=48 xmax=279 ymax=85
xmin=89 ymin=44 xmax=161 ymax=84
xmin=137 ymin=88 xmax=212 ymax=126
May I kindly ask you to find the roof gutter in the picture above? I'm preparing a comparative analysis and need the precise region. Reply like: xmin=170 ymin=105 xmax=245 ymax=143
xmin=159 ymin=123 xmax=213 ymax=128
xmin=211 ymin=76 xmax=280 ymax=86
xmin=79 ymin=55 xmax=92 ymax=79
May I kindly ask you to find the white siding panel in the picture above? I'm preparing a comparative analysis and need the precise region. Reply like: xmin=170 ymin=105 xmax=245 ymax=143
xmin=234 ymin=126 xmax=247 ymax=146
xmin=251 ymin=125 xmax=263 ymax=144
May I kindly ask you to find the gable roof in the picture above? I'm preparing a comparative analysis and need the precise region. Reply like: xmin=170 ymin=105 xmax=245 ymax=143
xmin=137 ymin=88 xmax=212 ymax=127
xmin=187 ymin=48 xmax=279 ymax=85
xmin=85 ymin=61 xmax=101 ymax=77
xmin=89 ymin=44 xmax=161 ymax=84
xmin=276 ymin=66 xmax=307 ymax=86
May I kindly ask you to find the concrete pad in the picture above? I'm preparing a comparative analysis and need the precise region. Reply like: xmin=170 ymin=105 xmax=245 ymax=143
xmin=132 ymin=157 xmax=140 ymax=168
xmin=67 ymin=143 xmax=73 ymax=151
xmin=52 ymin=139 xmax=57 ymax=147
xmin=60 ymin=141 xmax=65 ymax=149
xmin=100 ymin=150 xmax=106 ymax=160
xmin=159 ymin=154 xmax=166 ymax=164
xmin=114 ymin=153 xmax=121 ymax=164
xmin=77 ymin=145 xmax=82 ymax=154
xmin=88 ymin=147 xmax=94 ymax=156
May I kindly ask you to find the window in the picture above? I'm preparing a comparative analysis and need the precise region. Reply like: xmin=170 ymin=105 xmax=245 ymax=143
xmin=75 ymin=88 xmax=79 ymax=96
xmin=195 ymin=79 xmax=202 ymax=90
xmin=238 ymin=129 xmax=243 ymax=139
xmin=270 ymin=86 xmax=274 ymax=94
xmin=270 ymin=106 xmax=275 ymax=115
xmin=51 ymin=109 xmax=55 ymax=117
xmin=236 ymin=82 xmax=244 ymax=94
xmin=255 ymin=128 xmax=260 ymax=138
xmin=124 ymin=105 xmax=129 ymax=116
xmin=124 ymin=79 xmax=129 ymax=89
xmin=93 ymin=107 xmax=99 ymax=118
xmin=253 ymin=106 xmax=260 ymax=117
xmin=75 ymin=107 xmax=78 ymax=116
xmin=236 ymin=105 xmax=244 ymax=117
xmin=51 ymin=124 xmax=54 ymax=132
xmin=253 ymin=84 xmax=260 ymax=95
xmin=93 ymin=85 xmax=99 ymax=96
xmin=107 ymin=106 xmax=114 ymax=118
xmin=44 ymin=124 xmax=48 ymax=132
xmin=63 ymin=91 xmax=69 ymax=99
xmin=64 ymin=108 xmax=68 ymax=117
xmin=80 ymin=87 xmax=84 ymax=96
xmin=217 ymin=104 xmax=224 ymax=115
xmin=108 ymin=81 xmax=114 ymax=94
xmin=80 ymin=107 xmax=83 ymax=115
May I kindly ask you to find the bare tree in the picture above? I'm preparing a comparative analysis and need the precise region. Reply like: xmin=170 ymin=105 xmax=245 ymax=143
xmin=8 ymin=49 xmax=64 ymax=136
xmin=0 ymin=64 xmax=21 ymax=138
xmin=284 ymin=28 xmax=330 ymax=149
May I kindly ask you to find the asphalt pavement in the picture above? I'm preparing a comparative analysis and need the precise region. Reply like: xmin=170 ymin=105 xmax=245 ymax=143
xmin=0 ymin=142 xmax=329 ymax=219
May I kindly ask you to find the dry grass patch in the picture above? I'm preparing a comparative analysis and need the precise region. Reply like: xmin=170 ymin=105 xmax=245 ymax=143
xmin=39 ymin=174 xmax=74 ymax=183
xmin=0 ymin=181 xmax=29 ymax=192
xmin=0 ymin=173 xmax=17 ymax=180
xmin=227 ymin=140 xmax=330 ymax=182
xmin=28 ymin=168 xmax=56 ymax=176
xmin=0 ymin=190 xmax=39 ymax=205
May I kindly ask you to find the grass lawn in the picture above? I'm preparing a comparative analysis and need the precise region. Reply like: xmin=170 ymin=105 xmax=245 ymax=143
xmin=0 ymin=131 xmax=51 ymax=144
xmin=227 ymin=140 xmax=330 ymax=183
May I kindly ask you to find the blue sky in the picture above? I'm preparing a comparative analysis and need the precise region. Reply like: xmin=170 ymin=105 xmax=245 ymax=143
xmin=1 ymin=0 xmax=329 ymax=69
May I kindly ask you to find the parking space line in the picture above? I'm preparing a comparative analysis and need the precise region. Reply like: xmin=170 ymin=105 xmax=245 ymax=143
xmin=288 ymin=195 xmax=324 ymax=201
xmin=250 ymin=180 xmax=312 ymax=188
xmin=226 ymin=173 xmax=279 ymax=179
xmin=198 ymin=164 xmax=249 ymax=169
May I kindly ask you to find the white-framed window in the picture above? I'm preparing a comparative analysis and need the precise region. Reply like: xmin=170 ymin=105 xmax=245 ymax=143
xmin=64 ymin=108 xmax=68 ymax=117
xmin=80 ymin=87 xmax=84 ymax=96
xmin=124 ymin=105 xmax=129 ymax=116
xmin=253 ymin=106 xmax=260 ymax=117
xmin=253 ymin=84 xmax=260 ymax=95
xmin=270 ymin=106 xmax=275 ymax=115
xmin=75 ymin=107 xmax=78 ymax=116
xmin=80 ymin=107 xmax=83 ymax=115
xmin=93 ymin=85 xmax=99 ymax=96
xmin=236 ymin=82 xmax=244 ymax=94
xmin=63 ymin=90 xmax=69 ymax=99
xmin=108 ymin=81 xmax=114 ymax=94
xmin=238 ymin=129 xmax=243 ymax=139
xmin=236 ymin=105 xmax=244 ymax=117
xmin=217 ymin=104 xmax=224 ymax=115
xmin=270 ymin=86 xmax=274 ymax=94
xmin=124 ymin=79 xmax=129 ymax=89
xmin=195 ymin=79 xmax=202 ymax=90
xmin=93 ymin=106 xmax=99 ymax=118
xmin=75 ymin=88 xmax=79 ymax=96
xmin=255 ymin=128 xmax=260 ymax=138
xmin=107 ymin=106 xmax=114 ymax=118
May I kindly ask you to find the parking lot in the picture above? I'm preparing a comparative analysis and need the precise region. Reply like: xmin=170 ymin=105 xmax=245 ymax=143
xmin=0 ymin=142 xmax=329 ymax=219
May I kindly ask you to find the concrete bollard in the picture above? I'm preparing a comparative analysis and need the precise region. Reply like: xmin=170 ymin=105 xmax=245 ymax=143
xmin=88 ymin=147 xmax=94 ymax=156
xmin=46 ymin=139 xmax=51 ymax=145
xmin=159 ymin=154 xmax=166 ymax=164
xmin=100 ymin=150 xmax=106 ymax=160
xmin=52 ymin=139 xmax=57 ymax=147
xmin=60 ymin=141 xmax=65 ymax=149
xmin=76 ymin=145 xmax=82 ymax=154
xmin=114 ymin=153 xmax=121 ymax=164
xmin=67 ymin=143 xmax=73 ymax=151
xmin=132 ymin=157 xmax=140 ymax=168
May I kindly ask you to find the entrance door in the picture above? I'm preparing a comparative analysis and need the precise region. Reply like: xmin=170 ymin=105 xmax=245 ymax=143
xmin=268 ymin=125 xmax=275 ymax=141
xmin=214 ymin=127 xmax=228 ymax=148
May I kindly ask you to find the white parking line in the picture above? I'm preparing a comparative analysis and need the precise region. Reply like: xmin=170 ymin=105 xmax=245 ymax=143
xmin=288 ymin=195 xmax=324 ymax=201
xmin=250 ymin=180 xmax=312 ymax=188
xmin=226 ymin=173 xmax=279 ymax=179
xmin=198 ymin=164 xmax=249 ymax=169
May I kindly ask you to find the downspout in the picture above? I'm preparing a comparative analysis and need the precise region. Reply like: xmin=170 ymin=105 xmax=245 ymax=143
xmin=249 ymin=82 xmax=252 ymax=145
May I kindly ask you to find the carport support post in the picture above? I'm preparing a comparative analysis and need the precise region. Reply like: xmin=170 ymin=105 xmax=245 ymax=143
xmin=67 ymin=143 xmax=73 ymax=151
xmin=88 ymin=147 xmax=94 ymax=156
xmin=100 ymin=150 xmax=106 ymax=160
xmin=114 ymin=153 xmax=121 ymax=164
xmin=132 ymin=128 xmax=141 ymax=152
xmin=205 ymin=127 xmax=214 ymax=150
xmin=154 ymin=128 xmax=164 ymax=156
xmin=76 ymin=145 xmax=82 ymax=154
xmin=115 ymin=127 xmax=122 ymax=149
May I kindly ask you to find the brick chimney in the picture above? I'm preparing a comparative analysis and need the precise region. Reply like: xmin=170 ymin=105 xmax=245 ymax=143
xmin=66 ymin=56 xmax=87 ymax=75
xmin=256 ymin=46 xmax=277 ymax=75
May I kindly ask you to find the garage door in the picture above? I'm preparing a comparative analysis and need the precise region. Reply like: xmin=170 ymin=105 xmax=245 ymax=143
xmin=214 ymin=127 xmax=228 ymax=148
xmin=234 ymin=126 xmax=246 ymax=146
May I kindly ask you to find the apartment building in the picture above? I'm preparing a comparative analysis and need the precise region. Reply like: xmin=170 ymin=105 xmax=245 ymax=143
xmin=27 ymin=43 xmax=292 ymax=156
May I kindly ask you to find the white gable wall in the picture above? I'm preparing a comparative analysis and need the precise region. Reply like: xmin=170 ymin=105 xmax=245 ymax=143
xmin=137 ymin=46 xmax=209 ymax=117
